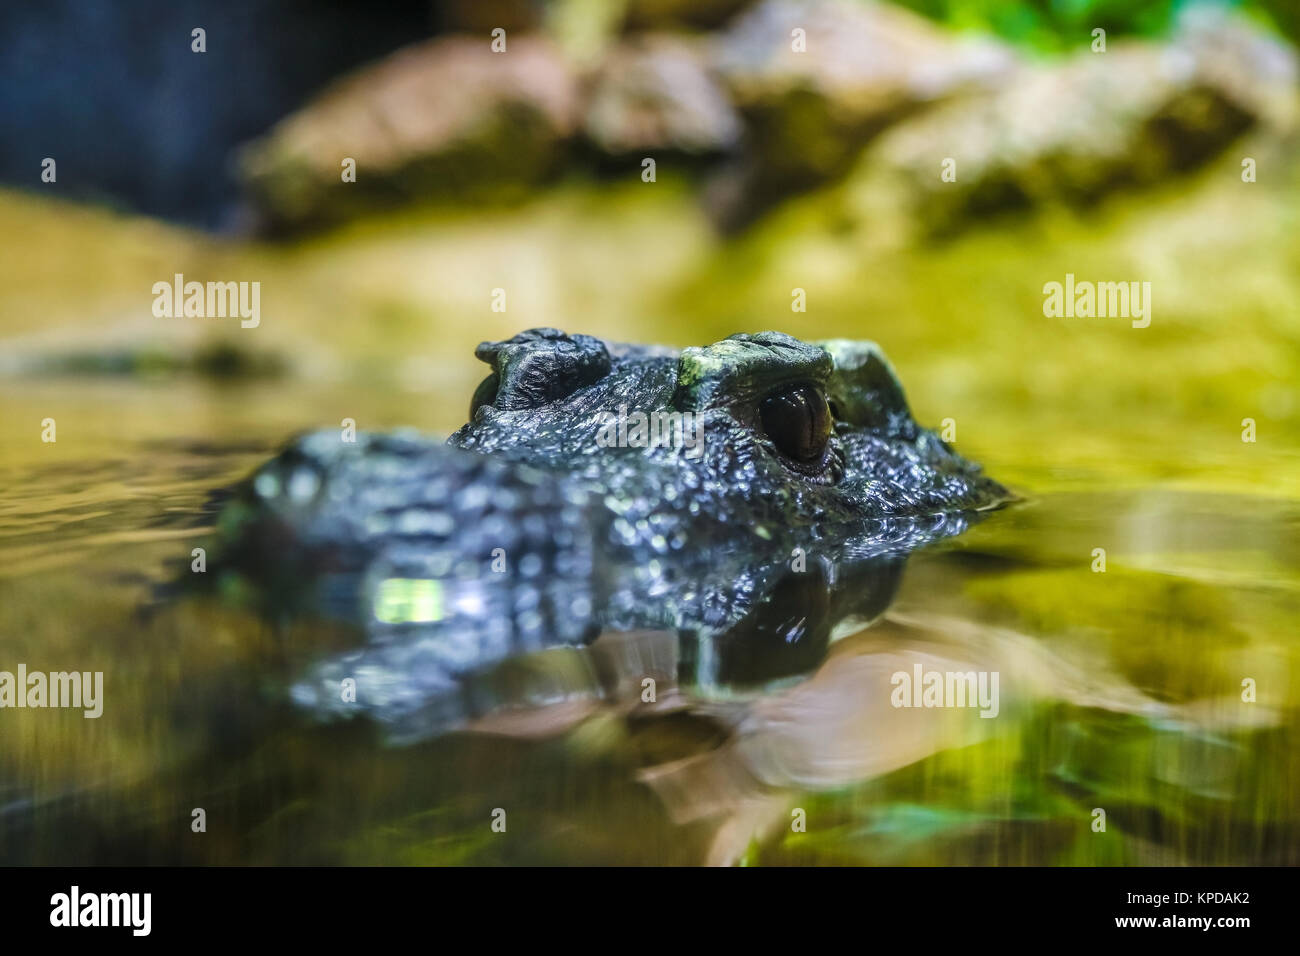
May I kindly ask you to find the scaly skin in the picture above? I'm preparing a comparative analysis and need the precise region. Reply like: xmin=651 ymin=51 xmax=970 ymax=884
xmin=213 ymin=329 xmax=1010 ymax=739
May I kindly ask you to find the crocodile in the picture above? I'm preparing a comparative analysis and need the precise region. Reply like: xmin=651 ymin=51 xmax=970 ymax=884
xmin=211 ymin=328 xmax=1010 ymax=739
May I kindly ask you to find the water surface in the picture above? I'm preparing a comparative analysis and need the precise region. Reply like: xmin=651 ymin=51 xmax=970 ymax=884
xmin=2 ymin=377 xmax=1296 ymax=866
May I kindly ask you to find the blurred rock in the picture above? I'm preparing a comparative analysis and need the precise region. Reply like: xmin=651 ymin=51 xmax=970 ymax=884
xmin=239 ymin=36 xmax=580 ymax=233
xmin=706 ymin=0 xmax=1016 ymax=230
xmin=853 ymin=11 xmax=1298 ymax=238
xmin=1175 ymin=5 xmax=1298 ymax=131
xmin=583 ymin=34 xmax=742 ymax=157
xmin=622 ymin=0 xmax=756 ymax=31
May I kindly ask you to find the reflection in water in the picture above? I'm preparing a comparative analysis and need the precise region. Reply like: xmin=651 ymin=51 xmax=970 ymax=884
xmin=204 ymin=420 xmax=996 ymax=742
xmin=643 ymin=611 xmax=1280 ymax=865
xmin=0 ymin=405 xmax=1298 ymax=865
xmin=250 ymin=508 xmax=958 ymax=742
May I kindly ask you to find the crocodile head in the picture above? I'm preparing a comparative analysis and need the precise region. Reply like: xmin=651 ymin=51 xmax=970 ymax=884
xmin=451 ymin=327 xmax=1008 ymax=533
xmin=212 ymin=328 xmax=1010 ymax=739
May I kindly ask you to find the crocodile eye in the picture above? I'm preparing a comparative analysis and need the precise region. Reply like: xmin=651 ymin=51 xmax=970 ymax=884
xmin=469 ymin=373 xmax=500 ymax=421
xmin=759 ymin=384 xmax=832 ymax=465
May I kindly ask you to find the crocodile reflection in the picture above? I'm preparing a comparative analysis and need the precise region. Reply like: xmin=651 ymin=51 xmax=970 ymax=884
xmin=278 ymin=517 xmax=972 ymax=742
xmin=209 ymin=328 xmax=1009 ymax=738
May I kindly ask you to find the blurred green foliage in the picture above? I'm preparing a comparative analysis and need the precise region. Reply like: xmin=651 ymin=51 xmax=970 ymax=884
xmin=892 ymin=0 xmax=1288 ymax=50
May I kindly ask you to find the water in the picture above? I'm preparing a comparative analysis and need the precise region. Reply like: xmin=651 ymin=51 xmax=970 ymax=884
xmin=2 ymin=374 xmax=1297 ymax=866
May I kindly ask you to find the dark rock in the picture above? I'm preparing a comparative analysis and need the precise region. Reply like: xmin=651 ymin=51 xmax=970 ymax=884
xmin=0 ymin=0 xmax=435 ymax=229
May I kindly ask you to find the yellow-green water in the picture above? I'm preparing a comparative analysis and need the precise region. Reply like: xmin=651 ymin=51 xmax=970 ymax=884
xmin=0 ymin=145 xmax=1297 ymax=864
